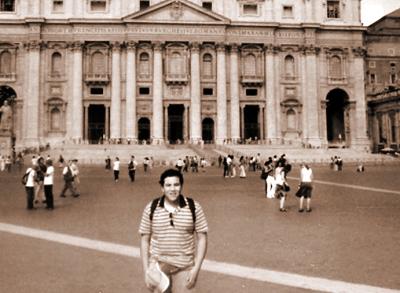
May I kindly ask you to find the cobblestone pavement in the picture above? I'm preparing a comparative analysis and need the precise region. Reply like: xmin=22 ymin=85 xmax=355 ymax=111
xmin=0 ymin=163 xmax=399 ymax=292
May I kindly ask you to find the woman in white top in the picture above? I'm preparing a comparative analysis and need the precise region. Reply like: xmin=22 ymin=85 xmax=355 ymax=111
xmin=113 ymin=157 xmax=120 ymax=182
xmin=295 ymin=164 xmax=313 ymax=212
xmin=24 ymin=165 xmax=37 ymax=210
xmin=43 ymin=160 xmax=55 ymax=210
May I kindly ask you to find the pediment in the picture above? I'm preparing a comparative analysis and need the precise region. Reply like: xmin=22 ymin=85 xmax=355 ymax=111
xmin=123 ymin=0 xmax=230 ymax=25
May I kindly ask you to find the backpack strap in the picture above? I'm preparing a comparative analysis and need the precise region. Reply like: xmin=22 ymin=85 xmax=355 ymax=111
xmin=187 ymin=197 xmax=196 ymax=224
xmin=149 ymin=197 xmax=160 ymax=221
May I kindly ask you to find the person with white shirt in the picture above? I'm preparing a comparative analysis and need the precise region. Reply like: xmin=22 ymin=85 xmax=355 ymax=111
xmin=113 ymin=157 xmax=120 ymax=182
xmin=24 ymin=164 xmax=37 ymax=210
xmin=43 ymin=159 xmax=55 ymax=210
xmin=295 ymin=164 xmax=314 ymax=213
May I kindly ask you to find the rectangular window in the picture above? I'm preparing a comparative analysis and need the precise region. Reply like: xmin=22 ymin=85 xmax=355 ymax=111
xmin=327 ymin=1 xmax=340 ymax=18
xmin=368 ymin=61 xmax=376 ymax=68
xmin=140 ymin=0 xmax=150 ymax=10
xmin=0 ymin=0 xmax=15 ymax=11
xmin=52 ymin=0 xmax=64 ymax=13
xmin=90 ymin=0 xmax=107 ymax=12
xmin=246 ymin=88 xmax=258 ymax=96
xmin=139 ymin=87 xmax=150 ymax=95
xmin=90 ymin=87 xmax=104 ymax=95
xmin=202 ymin=1 xmax=212 ymax=11
xmin=242 ymin=4 xmax=258 ymax=16
xmin=203 ymin=88 xmax=213 ymax=96
xmin=283 ymin=5 xmax=293 ymax=18
xmin=369 ymin=74 xmax=376 ymax=84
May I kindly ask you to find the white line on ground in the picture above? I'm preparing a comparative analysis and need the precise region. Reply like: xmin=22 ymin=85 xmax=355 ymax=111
xmin=287 ymin=177 xmax=400 ymax=195
xmin=1 ymin=222 xmax=399 ymax=293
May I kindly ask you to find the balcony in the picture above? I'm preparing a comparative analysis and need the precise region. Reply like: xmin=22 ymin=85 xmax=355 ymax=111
xmin=240 ymin=75 xmax=264 ymax=86
xmin=165 ymin=73 xmax=188 ymax=85
xmin=84 ymin=73 xmax=110 ymax=85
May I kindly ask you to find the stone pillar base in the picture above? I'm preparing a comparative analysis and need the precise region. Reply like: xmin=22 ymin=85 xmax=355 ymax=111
xmin=190 ymin=137 xmax=202 ymax=145
xmin=215 ymin=138 xmax=226 ymax=145
xmin=152 ymin=138 xmax=164 ymax=145
xmin=305 ymin=138 xmax=323 ymax=148
xmin=351 ymin=138 xmax=371 ymax=152
xmin=0 ymin=132 xmax=12 ymax=156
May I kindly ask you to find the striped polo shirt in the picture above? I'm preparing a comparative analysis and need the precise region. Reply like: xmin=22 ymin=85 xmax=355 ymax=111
xmin=139 ymin=195 xmax=208 ymax=268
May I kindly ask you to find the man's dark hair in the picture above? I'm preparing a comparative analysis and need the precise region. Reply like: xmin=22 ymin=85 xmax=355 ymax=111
xmin=159 ymin=168 xmax=184 ymax=186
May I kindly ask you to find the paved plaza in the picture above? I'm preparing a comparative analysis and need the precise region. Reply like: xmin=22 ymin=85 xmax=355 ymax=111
xmin=0 ymin=163 xmax=400 ymax=293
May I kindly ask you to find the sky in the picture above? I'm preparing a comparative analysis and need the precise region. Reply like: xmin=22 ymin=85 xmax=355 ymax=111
xmin=361 ymin=0 xmax=400 ymax=26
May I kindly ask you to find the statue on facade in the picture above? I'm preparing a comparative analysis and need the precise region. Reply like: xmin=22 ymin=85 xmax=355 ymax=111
xmin=0 ymin=100 xmax=12 ymax=131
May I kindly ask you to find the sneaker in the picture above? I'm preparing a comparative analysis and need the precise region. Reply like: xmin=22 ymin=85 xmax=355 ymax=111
xmin=279 ymin=208 xmax=287 ymax=212
xmin=298 ymin=209 xmax=304 ymax=213
xmin=306 ymin=208 xmax=312 ymax=213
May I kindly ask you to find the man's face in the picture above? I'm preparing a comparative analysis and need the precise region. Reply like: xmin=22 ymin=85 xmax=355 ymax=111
xmin=162 ymin=176 xmax=182 ymax=203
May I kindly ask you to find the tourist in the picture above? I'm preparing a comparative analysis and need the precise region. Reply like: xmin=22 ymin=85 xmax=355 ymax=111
xmin=128 ymin=155 xmax=138 ymax=182
xmin=143 ymin=157 xmax=150 ymax=172
xmin=175 ymin=158 xmax=184 ymax=173
xmin=0 ymin=155 xmax=5 ymax=171
xmin=43 ymin=159 xmax=55 ymax=210
xmin=60 ymin=160 xmax=80 ymax=198
xmin=139 ymin=168 xmax=208 ymax=293
xmin=239 ymin=156 xmax=246 ymax=178
xmin=295 ymin=164 xmax=313 ymax=213
xmin=58 ymin=154 xmax=65 ymax=168
xmin=113 ymin=157 xmax=120 ymax=182
xmin=34 ymin=156 xmax=47 ymax=205
xmin=23 ymin=163 xmax=37 ymax=210
xmin=5 ymin=155 xmax=12 ymax=172
xmin=264 ymin=158 xmax=275 ymax=199
xmin=275 ymin=161 xmax=289 ymax=212
xmin=105 ymin=155 xmax=111 ymax=171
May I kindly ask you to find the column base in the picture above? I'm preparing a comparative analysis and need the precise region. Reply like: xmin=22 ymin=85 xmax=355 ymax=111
xmin=350 ymin=138 xmax=371 ymax=152
xmin=190 ymin=137 xmax=202 ymax=145
xmin=304 ymin=138 xmax=323 ymax=148
xmin=215 ymin=138 xmax=227 ymax=145
xmin=152 ymin=138 xmax=164 ymax=145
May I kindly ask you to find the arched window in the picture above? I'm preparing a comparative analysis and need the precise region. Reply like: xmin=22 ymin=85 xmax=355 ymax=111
xmin=202 ymin=53 xmax=212 ymax=77
xmin=170 ymin=52 xmax=182 ymax=75
xmin=51 ymin=52 xmax=62 ymax=75
xmin=329 ymin=55 xmax=341 ymax=77
xmin=284 ymin=55 xmax=295 ymax=77
xmin=0 ymin=51 xmax=12 ymax=74
xmin=139 ymin=52 xmax=150 ymax=75
xmin=287 ymin=109 xmax=296 ymax=130
xmin=50 ymin=108 xmax=61 ymax=131
xmin=244 ymin=54 xmax=256 ymax=76
xmin=91 ymin=52 xmax=106 ymax=74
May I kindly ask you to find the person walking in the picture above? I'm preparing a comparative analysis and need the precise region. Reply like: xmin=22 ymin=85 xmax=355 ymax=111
xmin=264 ymin=158 xmax=275 ymax=198
xmin=43 ymin=159 xmax=55 ymax=210
xmin=105 ymin=156 xmax=111 ymax=171
xmin=128 ymin=155 xmax=138 ymax=182
xmin=296 ymin=164 xmax=313 ymax=213
xmin=60 ymin=160 xmax=80 ymax=198
xmin=139 ymin=169 xmax=208 ymax=293
xmin=239 ymin=156 xmax=246 ymax=178
xmin=34 ymin=156 xmax=47 ymax=205
xmin=275 ymin=161 xmax=288 ymax=212
xmin=113 ymin=157 xmax=120 ymax=182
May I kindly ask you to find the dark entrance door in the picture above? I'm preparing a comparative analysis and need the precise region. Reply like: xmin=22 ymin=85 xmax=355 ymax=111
xmin=202 ymin=118 xmax=214 ymax=143
xmin=244 ymin=105 xmax=260 ymax=140
xmin=88 ymin=104 xmax=105 ymax=144
xmin=326 ymin=89 xmax=348 ymax=145
xmin=168 ymin=104 xmax=184 ymax=143
xmin=138 ymin=117 xmax=150 ymax=142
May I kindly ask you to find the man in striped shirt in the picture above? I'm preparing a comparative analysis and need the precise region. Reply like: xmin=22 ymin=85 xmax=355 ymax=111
xmin=139 ymin=169 xmax=208 ymax=292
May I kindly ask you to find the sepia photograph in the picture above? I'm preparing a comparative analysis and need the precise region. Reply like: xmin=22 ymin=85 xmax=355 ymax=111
xmin=0 ymin=0 xmax=400 ymax=292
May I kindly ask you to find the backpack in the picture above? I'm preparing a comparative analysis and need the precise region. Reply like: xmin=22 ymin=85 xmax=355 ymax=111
xmin=149 ymin=196 xmax=196 ymax=224
xmin=63 ymin=167 xmax=74 ymax=182
xmin=21 ymin=170 xmax=30 ymax=185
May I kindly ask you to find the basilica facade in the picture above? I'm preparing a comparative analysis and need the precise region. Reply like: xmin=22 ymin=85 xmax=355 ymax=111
xmin=0 ymin=0 xmax=369 ymax=150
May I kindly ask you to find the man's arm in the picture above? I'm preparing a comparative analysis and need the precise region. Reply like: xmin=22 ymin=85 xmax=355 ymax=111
xmin=140 ymin=233 xmax=153 ymax=291
xmin=186 ymin=232 xmax=208 ymax=289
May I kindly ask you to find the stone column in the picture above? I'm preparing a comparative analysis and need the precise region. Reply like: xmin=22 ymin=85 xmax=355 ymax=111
xmin=152 ymin=42 xmax=164 ymax=144
xmin=184 ymin=105 xmax=189 ymax=143
xmin=84 ymin=106 xmax=89 ymax=141
xmin=23 ymin=41 xmax=41 ymax=146
xmin=320 ymin=100 xmax=328 ymax=147
xmin=304 ymin=45 xmax=321 ymax=147
xmin=105 ymin=106 xmax=110 ymax=139
xmin=190 ymin=42 xmax=201 ymax=143
xmin=265 ymin=45 xmax=278 ymax=143
xmin=230 ymin=44 xmax=240 ymax=143
xmin=110 ymin=42 xmax=122 ymax=140
xmin=240 ymin=106 xmax=244 ymax=139
xmin=71 ymin=41 xmax=83 ymax=143
xmin=125 ymin=41 xmax=137 ymax=141
xmin=216 ymin=43 xmax=227 ymax=144
xmin=164 ymin=106 xmax=168 ymax=142
xmin=300 ymin=53 xmax=308 ymax=141
xmin=351 ymin=47 xmax=370 ymax=150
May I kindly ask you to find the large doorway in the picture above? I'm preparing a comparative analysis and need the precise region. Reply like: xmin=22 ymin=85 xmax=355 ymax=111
xmin=168 ymin=104 xmax=184 ymax=143
xmin=138 ymin=117 xmax=150 ymax=142
xmin=88 ymin=104 xmax=105 ymax=144
xmin=244 ymin=105 xmax=260 ymax=140
xmin=326 ymin=89 xmax=349 ymax=145
xmin=202 ymin=117 xmax=214 ymax=143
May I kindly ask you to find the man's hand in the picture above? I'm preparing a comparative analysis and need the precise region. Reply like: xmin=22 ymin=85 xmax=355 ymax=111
xmin=185 ymin=267 xmax=199 ymax=289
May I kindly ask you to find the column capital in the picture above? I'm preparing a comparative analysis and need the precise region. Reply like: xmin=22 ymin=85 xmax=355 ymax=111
xmin=25 ymin=40 xmax=43 ymax=51
xmin=216 ymin=42 xmax=226 ymax=53
xmin=126 ymin=41 xmax=137 ymax=51
xmin=153 ymin=41 xmax=163 ymax=52
xmin=190 ymin=42 xmax=200 ymax=53
xmin=352 ymin=46 xmax=366 ymax=58
xmin=111 ymin=41 xmax=123 ymax=52
xmin=229 ymin=43 xmax=240 ymax=53
xmin=302 ymin=45 xmax=321 ymax=55
xmin=264 ymin=44 xmax=279 ymax=54
xmin=68 ymin=41 xmax=84 ymax=52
